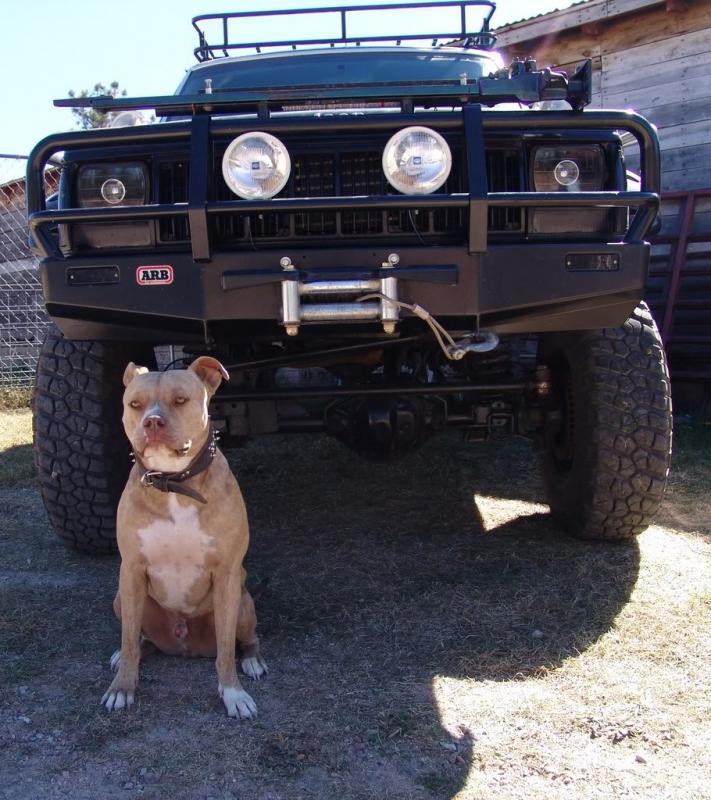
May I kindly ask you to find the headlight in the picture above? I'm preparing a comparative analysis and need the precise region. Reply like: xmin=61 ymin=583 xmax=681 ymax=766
xmin=77 ymin=163 xmax=148 ymax=208
xmin=382 ymin=126 xmax=452 ymax=195
xmin=532 ymin=145 xmax=606 ymax=192
xmin=530 ymin=144 xmax=617 ymax=236
xmin=222 ymin=132 xmax=291 ymax=199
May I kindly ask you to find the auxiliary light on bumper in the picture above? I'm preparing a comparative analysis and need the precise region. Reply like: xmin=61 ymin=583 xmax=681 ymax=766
xmin=222 ymin=131 xmax=291 ymax=199
xmin=382 ymin=125 xmax=452 ymax=195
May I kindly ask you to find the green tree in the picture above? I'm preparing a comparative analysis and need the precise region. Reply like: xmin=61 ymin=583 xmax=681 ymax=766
xmin=67 ymin=81 xmax=127 ymax=129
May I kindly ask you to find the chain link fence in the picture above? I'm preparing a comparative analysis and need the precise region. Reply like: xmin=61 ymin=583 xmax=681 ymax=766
xmin=0 ymin=155 xmax=56 ymax=387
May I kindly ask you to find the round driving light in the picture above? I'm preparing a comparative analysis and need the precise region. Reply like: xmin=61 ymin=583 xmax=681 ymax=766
xmin=382 ymin=126 xmax=452 ymax=195
xmin=222 ymin=132 xmax=291 ymax=199
xmin=100 ymin=178 xmax=127 ymax=205
xmin=553 ymin=159 xmax=580 ymax=187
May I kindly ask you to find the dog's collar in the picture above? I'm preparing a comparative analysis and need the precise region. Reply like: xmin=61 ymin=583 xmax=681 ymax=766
xmin=133 ymin=424 xmax=218 ymax=505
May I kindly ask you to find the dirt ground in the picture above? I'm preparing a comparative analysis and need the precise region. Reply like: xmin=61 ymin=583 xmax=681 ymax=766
xmin=1 ymin=409 xmax=710 ymax=800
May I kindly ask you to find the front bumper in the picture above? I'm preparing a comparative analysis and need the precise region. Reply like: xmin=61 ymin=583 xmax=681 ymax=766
xmin=41 ymin=241 xmax=649 ymax=342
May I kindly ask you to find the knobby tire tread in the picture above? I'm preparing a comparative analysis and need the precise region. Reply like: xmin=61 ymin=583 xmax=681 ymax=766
xmin=542 ymin=302 xmax=672 ymax=541
xmin=33 ymin=325 xmax=151 ymax=555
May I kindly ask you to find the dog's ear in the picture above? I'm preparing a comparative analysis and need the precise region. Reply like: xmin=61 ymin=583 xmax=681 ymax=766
xmin=189 ymin=356 xmax=229 ymax=396
xmin=123 ymin=362 xmax=149 ymax=387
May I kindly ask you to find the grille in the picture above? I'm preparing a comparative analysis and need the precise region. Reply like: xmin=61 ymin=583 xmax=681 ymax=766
xmin=487 ymin=148 xmax=522 ymax=232
xmin=158 ymin=160 xmax=189 ymax=242
xmin=157 ymin=139 xmax=522 ymax=246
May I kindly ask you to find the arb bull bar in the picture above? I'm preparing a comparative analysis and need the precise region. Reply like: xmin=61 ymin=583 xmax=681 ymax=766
xmin=27 ymin=82 xmax=660 ymax=338
xmin=28 ymin=107 xmax=660 ymax=256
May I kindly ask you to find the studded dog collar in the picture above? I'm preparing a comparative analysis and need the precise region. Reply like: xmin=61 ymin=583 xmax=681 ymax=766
xmin=133 ymin=424 xmax=218 ymax=505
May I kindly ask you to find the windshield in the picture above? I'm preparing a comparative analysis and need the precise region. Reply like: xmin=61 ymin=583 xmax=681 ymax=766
xmin=177 ymin=48 xmax=502 ymax=95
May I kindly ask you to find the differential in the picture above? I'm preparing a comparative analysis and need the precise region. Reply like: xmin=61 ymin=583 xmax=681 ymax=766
xmin=325 ymin=396 xmax=445 ymax=458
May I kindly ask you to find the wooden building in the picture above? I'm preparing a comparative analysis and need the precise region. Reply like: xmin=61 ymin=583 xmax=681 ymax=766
xmin=496 ymin=0 xmax=711 ymax=409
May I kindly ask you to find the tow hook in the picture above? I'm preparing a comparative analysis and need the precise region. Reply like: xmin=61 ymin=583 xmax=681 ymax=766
xmin=446 ymin=331 xmax=500 ymax=359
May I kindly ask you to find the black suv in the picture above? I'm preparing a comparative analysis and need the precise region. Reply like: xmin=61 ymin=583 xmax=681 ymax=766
xmin=27 ymin=2 xmax=672 ymax=553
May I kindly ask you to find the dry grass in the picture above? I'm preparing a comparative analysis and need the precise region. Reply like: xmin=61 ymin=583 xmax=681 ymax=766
xmin=0 ymin=409 xmax=709 ymax=800
xmin=667 ymin=424 xmax=711 ymax=497
xmin=0 ymin=387 xmax=32 ymax=411
xmin=435 ymin=522 xmax=711 ymax=799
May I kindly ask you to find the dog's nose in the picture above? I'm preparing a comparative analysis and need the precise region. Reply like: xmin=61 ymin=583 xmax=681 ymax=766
xmin=143 ymin=414 xmax=166 ymax=430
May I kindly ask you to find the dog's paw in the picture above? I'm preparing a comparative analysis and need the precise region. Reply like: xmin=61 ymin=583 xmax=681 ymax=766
xmin=110 ymin=649 xmax=121 ymax=672
xmin=241 ymin=655 xmax=268 ymax=681
xmin=101 ymin=686 xmax=135 ymax=711
xmin=218 ymin=685 xmax=257 ymax=719
xmin=101 ymin=676 xmax=136 ymax=711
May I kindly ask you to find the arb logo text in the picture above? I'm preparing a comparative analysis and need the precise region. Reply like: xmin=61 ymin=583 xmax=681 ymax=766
xmin=136 ymin=266 xmax=174 ymax=285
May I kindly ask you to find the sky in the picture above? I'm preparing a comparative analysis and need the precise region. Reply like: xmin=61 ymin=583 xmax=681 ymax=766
xmin=1 ymin=0 xmax=579 ymax=162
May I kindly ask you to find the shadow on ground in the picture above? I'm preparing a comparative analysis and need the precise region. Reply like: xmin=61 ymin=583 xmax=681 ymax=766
xmin=0 ymin=432 xmax=639 ymax=799
xmin=0 ymin=441 xmax=33 ymax=485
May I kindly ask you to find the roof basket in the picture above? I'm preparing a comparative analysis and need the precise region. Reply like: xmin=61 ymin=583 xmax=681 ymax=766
xmin=192 ymin=1 xmax=497 ymax=62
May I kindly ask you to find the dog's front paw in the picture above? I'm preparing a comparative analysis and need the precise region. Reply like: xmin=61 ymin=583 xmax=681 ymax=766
xmin=241 ymin=655 xmax=268 ymax=681
xmin=218 ymin=685 xmax=257 ymax=719
xmin=101 ymin=676 xmax=136 ymax=711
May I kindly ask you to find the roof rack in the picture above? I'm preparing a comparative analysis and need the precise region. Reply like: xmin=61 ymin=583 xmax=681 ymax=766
xmin=192 ymin=1 xmax=497 ymax=62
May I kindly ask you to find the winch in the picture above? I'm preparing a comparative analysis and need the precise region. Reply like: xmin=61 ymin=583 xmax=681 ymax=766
xmin=280 ymin=252 xmax=400 ymax=335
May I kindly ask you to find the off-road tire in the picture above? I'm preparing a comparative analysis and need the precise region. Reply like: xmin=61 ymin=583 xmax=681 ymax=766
xmin=33 ymin=324 xmax=154 ymax=554
xmin=540 ymin=302 xmax=672 ymax=541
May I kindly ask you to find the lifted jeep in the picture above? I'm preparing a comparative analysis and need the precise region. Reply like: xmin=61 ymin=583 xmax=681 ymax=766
xmin=28 ymin=1 xmax=671 ymax=554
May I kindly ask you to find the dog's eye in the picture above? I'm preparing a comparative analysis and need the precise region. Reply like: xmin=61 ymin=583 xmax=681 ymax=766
xmin=129 ymin=400 xmax=142 ymax=409
xmin=174 ymin=396 xmax=187 ymax=405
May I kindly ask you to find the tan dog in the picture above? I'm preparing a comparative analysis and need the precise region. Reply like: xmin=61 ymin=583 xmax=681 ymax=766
xmin=102 ymin=356 xmax=267 ymax=719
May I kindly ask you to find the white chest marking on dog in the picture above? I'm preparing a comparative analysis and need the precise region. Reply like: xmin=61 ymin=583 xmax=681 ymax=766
xmin=138 ymin=494 xmax=213 ymax=613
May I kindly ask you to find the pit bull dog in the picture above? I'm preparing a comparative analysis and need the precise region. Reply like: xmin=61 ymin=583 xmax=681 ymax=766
xmin=102 ymin=356 xmax=267 ymax=719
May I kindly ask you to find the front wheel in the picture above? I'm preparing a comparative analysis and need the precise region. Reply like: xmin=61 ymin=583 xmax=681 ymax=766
xmin=33 ymin=324 xmax=154 ymax=554
xmin=539 ymin=302 xmax=672 ymax=542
